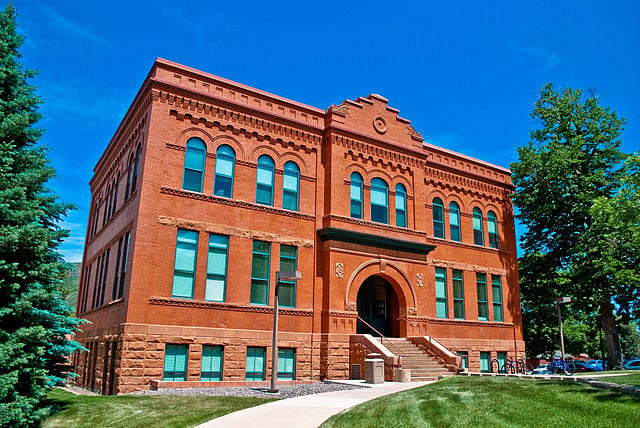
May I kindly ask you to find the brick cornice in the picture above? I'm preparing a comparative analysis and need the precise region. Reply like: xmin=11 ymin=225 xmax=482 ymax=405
xmin=159 ymin=186 xmax=316 ymax=220
xmin=330 ymin=131 xmax=426 ymax=172
xmin=149 ymin=297 xmax=314 ymax=316
xmin=151 ymin=82 xmax=323 ymax=148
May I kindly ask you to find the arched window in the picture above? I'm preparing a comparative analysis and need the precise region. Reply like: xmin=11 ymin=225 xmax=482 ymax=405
xmin=432 ymin=198 xmax=444 ymax=239
xmin=282 ymin=161 xmax=300 ymax=211
xmin=182 ymin=138 xmax=206 ymax=192
xmin=473 ymin=207 xmax=484 ymax=245
xmin=125 ymin=155 xmax=134 ymax=199
xmin=487 ymin=210 xmax=498 ymax=249
xmin=449 ymin=202 xmax=461 ymax=242
xmin=256 ymin=155 xmax=275 ymax=206
xmin=213 ymin=145 xmax=235 ymax=198
xmin=395 ymin=184 xmax=407 ymax=227
xmin=370 ymin=178 xmax=388 ymax=224
xmin=350 ymin=172 xmax=363 ymax=219
xmin=131 ymin=145 xmax=140 ymax=191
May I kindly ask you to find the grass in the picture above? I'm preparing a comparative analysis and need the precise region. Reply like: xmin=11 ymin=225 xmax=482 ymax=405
xmin=44 ymin=388 xmax=274 ymax=428
xmin=322 ymin=376 xmax=640 ymax=428
xmin=588 ymin=372 xmax=640 ymax=386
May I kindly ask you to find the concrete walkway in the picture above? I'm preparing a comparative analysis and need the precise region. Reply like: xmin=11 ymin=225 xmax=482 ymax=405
xmin=196 ymin=380 xmax=433 ymax=428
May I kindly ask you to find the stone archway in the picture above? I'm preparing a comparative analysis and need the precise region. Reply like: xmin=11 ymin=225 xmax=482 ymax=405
xmin=356 ymin=275 xmax=400 ymax=337
xmin=345 ymin=258 xmax=417 ymax=337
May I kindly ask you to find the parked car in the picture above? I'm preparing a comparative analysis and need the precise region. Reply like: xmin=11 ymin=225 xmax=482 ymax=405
xmin=624 ymin=359 xmax=640 ymax=370
xmin=572 ymin=361 xmax=593 ymax=372
xmin=584 ymin=360 xmax=604 ymax=371
xmin=532 ymin=363 xmax=550 ymax=374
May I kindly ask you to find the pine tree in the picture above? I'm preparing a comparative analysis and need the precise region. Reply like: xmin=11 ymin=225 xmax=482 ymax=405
xmin=0 ymin=5 xmax=83 ymax=426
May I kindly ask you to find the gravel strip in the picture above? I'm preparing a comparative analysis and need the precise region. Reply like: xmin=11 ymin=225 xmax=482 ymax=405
xmin=127 ymin=381 xmax=366 ymax=399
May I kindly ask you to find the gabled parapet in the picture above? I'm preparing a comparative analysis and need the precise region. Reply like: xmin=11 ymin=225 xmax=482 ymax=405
xmin=327 ymin=94 xmax=424 ymax=149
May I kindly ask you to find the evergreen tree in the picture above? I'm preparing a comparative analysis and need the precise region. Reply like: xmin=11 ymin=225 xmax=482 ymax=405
xmin=512 ymin=83 xmax=638 ymax=369
xmin=0 ymin=5 xmax=83 ymax=426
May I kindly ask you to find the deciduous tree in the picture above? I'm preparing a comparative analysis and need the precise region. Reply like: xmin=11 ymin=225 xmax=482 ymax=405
xmin=513 ymin=83 xmax=638 ymax=369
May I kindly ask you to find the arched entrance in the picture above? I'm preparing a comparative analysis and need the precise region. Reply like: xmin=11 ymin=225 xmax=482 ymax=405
xmin=356 ymin=275 xmax=400 ymax=337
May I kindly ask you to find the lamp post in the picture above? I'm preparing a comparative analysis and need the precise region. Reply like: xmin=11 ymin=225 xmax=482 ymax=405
xmin=269 ymin=270 xmax=301 ymax=393
xmin=556 ymin=297 xmax=571 ymax=359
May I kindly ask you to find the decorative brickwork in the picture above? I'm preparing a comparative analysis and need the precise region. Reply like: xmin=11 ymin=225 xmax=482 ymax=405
xmin=74 ymin=58 xmax=524 ymax=394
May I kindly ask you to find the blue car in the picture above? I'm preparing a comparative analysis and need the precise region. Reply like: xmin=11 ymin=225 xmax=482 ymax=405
xmin=584 ymin=360 xmax=604 ymax=371
xmin=624 ymin=359 xmax=640 ymax=370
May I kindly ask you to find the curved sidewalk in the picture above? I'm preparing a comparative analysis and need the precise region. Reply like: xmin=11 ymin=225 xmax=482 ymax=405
xmin=196 ymin=380 xmax=433 ymax=428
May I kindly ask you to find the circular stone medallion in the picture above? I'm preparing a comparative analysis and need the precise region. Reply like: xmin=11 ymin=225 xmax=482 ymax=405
xmin=373 ymin=116 xmax=387 ymax=134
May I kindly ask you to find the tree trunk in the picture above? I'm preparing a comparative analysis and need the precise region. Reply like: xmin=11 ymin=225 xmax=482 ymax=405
xmin=600 ymin=299 xmax=624 ymax=370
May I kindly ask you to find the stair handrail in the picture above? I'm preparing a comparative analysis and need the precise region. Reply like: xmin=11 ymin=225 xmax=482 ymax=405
xmin=399 ymin=315 xmax=463 ymax=369
xmin=356 ymin=315 xmax=407 ymax=366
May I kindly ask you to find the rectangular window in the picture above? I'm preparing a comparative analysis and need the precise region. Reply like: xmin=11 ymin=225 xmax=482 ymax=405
xmin=201 ymin=345 xmax=223 ymax=381
xmin=350 ymin=183 xmax=362 ymax=219
xmin=477 ymin=273 xmax=488 ymax=321
xmin=163 ymin=344 xmax=188 ymax=381
xmin=172 ymin=229 xmax=198 ymax=299
xmin=246 ymin=347 xmax=266 ymax=381
xmin=278 ymin=348 xmax=296 ymax=380
xmin=497 ymin=351 xmax=507 ymax=373
xmin=80 ymin=264 xmax=92 ymax=313
xmin=116 ymin=232 xmax=130 ymax=300
xmin=480 ymin=351 xmax=490 ymax=373
xmin=457 ymin=351 xmax=468 ymax=369
xmin=452 ymin=269 xmax=465 ymax=319
xmin=278 ymin=245 xmax=297 ymax=308
xmin=449 ymin=209 xmax=461 ymax=241
xmin=206 ymin=234 xmax=229 ymax=302
xmin=99 ymin=249 xmax=110 ymax=307
xmin=250 ymin=241 xmax=271 ymax=305
xmin=112 ymin=236 xmax=124 ymax=301
xmin=435 ymin=267 xmax=448 ymax=319
xmin=492 ymin=275 xmax=503 ymax=322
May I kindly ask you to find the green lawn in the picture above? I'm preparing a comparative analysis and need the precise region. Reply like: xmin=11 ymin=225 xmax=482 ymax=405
xmin=322 ymin=376 xmax=640 ymax=428
xmin=588 ymin=372 xmax=640 ymax=386
xmin=44 ymin=389 xmax=273 ymax=428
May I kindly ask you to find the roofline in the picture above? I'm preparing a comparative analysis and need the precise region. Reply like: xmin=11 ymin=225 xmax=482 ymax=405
xmin=154 ymin=58 xmax=326 ymax=116
xmin=422 ymin=142 xmax=512 ymax=174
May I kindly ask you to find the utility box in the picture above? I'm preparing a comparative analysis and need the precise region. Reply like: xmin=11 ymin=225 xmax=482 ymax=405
xmin=365 ymin=353 xmax=385 ymax=384
xmin=394 ymin=368 xmax=411 ymax=382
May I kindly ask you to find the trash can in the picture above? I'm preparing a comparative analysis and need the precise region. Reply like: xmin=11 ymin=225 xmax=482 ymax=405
xmin=365 ymin=353 xmax=385 ymax=384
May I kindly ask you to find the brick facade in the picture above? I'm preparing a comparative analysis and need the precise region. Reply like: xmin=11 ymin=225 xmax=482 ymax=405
xmin=73 ymin=58 xmax=525 ymax=394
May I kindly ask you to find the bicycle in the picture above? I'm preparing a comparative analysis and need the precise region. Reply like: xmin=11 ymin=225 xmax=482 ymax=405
xmin=547 ymin=357 xmax=575 ymax=375
xmin=491 ymin=357 xmax=534 ymax=374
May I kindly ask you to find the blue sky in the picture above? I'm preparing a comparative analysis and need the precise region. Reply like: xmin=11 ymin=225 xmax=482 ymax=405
xmin=6 ymin=0 xmax=639 ymax=262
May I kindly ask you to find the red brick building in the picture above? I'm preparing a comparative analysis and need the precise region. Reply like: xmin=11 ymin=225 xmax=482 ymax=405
xmin=73 ymin=58 xmax=524 ymax=394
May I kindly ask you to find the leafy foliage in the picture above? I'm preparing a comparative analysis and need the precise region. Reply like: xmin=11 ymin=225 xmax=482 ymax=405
xmin=513 ymin=83 xmax=638 ymax=368
xmin=0 ymin=5 xmax=83 ymax=426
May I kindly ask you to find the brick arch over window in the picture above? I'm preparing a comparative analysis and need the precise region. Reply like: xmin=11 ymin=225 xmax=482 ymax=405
xmin=344 ymin=259 xmax=417 ymax=314
xmin=176 ymin=127 xmax=215 ymax=146
xmin=212 ymin=135 xmax=246 ymax=160
xmin=280 ymin=152 xmax=310 ymax=175
xmin=366 ymin=168 xmax=394 ymax=184
xmin=250 ymin=144 xmax=281 ymax=163
xmin=484 ymin=202 xmax=503 ymax=218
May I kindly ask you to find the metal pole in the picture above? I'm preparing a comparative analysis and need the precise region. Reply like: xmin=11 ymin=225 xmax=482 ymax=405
xmin=269 ymin=281 xmax=280 ymax=393
xmin=557 ymin=302 xmax=565 ymax=360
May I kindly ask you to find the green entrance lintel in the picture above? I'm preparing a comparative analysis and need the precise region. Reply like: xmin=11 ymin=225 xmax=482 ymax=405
xmin=317 ymin=227 xmax=436 ymax=255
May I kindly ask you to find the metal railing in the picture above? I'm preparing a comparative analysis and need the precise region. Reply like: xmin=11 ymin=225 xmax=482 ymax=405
xmin=355 ymin=315 xmax=407 ymax=366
